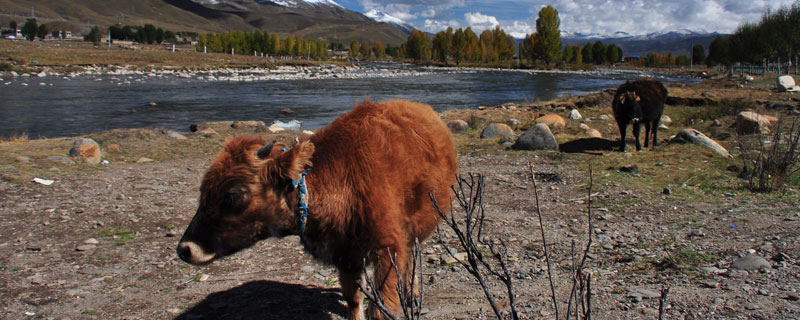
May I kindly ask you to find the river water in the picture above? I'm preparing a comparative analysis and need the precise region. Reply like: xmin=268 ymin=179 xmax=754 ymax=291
xmin=0 ymin=63 xmax=695 ymax=139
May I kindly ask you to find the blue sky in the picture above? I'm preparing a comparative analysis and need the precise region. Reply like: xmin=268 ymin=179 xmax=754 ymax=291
xmin=334 ymin=0 xmax=796 ymax=38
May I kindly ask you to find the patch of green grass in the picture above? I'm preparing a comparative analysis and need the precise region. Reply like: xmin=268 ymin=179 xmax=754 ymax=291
xmin=99 ymin=227 xmax=136 ymax=246
xmin=656 ymin=248 xmax=715 ymax=271
xmin=324 ymin=278 xmax=338 ymax=286
xmin=10 ymin=267 xmax=23 ymax=272
xmin=81 ymin=309 xmax=97 ymax=315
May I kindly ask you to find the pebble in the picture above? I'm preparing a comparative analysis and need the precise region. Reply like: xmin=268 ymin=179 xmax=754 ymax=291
xmin=84 ymin=238 xmax=99 ymax=245
xmin=731 ymin=254 xmax=771 ymax=271
xmin=76 ymin=244 xmax=96 ymax=251
xmin=786 ymin=292 xmax=800 ymax=301
xmin=744 ymin=303 xmax=760 ymax=310
xmin=758 ymin=289 xmax=768 ymax=296
xmin=301 ymin=265 xmax=314 ymax=273
xmin=198 ymin=274 xmax=210 ymax=282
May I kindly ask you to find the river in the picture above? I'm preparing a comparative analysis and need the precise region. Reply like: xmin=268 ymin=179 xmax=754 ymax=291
xmin=0 ymin=63 xmax=695 ymax=139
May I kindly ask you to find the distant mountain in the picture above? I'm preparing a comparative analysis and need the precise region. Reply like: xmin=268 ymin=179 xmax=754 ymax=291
xmin=563 ymin=30 xmax=721 ymax=57
xmin=364 ymin=9 xmax=415 ymax=34
xmin=0 ymin=0 xmax=409 ymax=45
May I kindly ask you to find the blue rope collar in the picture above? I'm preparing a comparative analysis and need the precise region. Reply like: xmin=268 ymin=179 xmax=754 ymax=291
xmin=292 ymin=168 xmax=311 ymax=233
xmin=279 ymin=146 xmax=311 ymax=233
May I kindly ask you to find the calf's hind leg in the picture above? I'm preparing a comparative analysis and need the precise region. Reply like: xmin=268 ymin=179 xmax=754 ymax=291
xmin=367 ymin=244 xmax=410 ymax=319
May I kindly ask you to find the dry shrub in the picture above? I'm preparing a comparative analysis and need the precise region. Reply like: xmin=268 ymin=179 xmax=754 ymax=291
xmin=737 ymin=116 xmax=800 ymax=192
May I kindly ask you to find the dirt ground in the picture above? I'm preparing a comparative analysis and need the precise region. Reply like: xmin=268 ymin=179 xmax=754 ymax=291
xmin=1 ymin=76 xmax=800 ymax=320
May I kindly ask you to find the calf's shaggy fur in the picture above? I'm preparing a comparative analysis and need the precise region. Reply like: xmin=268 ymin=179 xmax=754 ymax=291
xmin=177 ymin=99 xmax=458 ymax=319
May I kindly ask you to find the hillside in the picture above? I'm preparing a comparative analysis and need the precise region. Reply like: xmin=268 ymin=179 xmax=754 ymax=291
xmin=0 ymin=0 xmax=409 ymax=46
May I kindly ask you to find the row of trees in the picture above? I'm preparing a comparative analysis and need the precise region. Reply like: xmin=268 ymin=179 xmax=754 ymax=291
xmin=706 ymin=2 xmax=799 ymax=68
xmin=195 ymin=30 xmax=329 ymax=59
xmin=17 ymin=19 xmax=49 ymax=41
xmin=109 ymin=24 xmax=178 ymax=45
xmin=385 ymin=6 xmax=624 ymax=67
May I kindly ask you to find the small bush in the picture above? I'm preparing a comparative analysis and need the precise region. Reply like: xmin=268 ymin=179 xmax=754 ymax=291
xmin=737 ymin=117 xmax=800 ymax=193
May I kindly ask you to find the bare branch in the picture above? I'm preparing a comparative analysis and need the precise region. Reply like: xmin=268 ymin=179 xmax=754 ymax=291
xmin=528 ymin=162 xmax=559 ymax=320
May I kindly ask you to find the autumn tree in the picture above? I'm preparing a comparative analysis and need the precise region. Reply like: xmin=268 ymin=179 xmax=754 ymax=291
xmin=373 ymin=40 xmax=385 ymax=59
xmin=432 ymin=28 xmax=453 ymax=64
xmin=606 ymin=43 xmax=620 ymax=63
xmin=349 ymin=40 xmax=360 ymax=58
xmin=359 ymin=40 xmax=371 ymax=59
xmin=450 ymin=28 xmax=467 ymax=65
xmin=406 ymin=30 xmax=431 ymax=62
xmin=533 ymin=5 xmax=562 ymax=64
xmin=464 ymin=27 xmax=480 ymax=62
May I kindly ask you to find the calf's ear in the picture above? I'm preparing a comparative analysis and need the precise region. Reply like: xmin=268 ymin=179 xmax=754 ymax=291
xmin=275 ymin=141 xmax=315 ymax=181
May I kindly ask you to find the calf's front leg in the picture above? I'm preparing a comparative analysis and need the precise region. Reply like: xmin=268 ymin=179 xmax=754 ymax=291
xmin=339 ymin=270 xmax=365 ymax=320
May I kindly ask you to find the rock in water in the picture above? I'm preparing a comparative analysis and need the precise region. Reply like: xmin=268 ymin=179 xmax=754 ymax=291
xmin=672 ymin=129 xmax=731 ymax=157
xmin=69 ymin=138 xmax=101 ymax=164
xmin=512 ymin=123 xmax=558 ymax=151
xmin=480 ymin=123 xmax=514 ymax=139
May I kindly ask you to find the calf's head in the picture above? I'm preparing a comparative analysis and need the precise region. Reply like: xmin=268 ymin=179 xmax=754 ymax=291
xmin=618 ymin=90 xmax=643 ymax=123
xmin=177 ymin=136 xmax=314 ymax=265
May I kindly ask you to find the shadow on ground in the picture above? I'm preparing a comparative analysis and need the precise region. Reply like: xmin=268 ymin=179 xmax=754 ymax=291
xmin=177 ymin=280 xmax=346 ymax=320
xmin=560 ymin=138 xmax=617 ymax=154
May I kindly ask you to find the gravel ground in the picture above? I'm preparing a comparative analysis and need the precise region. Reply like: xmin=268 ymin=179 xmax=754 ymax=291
xmin=2 ymin=144 xmax=799 ymax=319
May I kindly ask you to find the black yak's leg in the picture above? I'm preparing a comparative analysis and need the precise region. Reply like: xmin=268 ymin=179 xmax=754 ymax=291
xmin=618 ymin=122 xmax=628 ymax=152
xmin=644 ymin=122 xmax=652 ymax=148
xmin=633 ymin=122 xmax=642 ymax=151
xmin=651 ymin=118 xmax=661 ymax=149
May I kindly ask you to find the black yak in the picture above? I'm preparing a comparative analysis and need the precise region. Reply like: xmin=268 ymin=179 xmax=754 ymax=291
xmin=612 ymin=79 xmax=668 ymax=152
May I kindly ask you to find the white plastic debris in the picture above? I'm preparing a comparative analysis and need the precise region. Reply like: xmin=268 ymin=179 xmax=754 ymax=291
xmin=102 ymin=160 xmax=110 ymax=165
xmin=271 ymin=120 xmax=302 ymax=131
xmin=32 ymin=178 xmax=54 ymax=185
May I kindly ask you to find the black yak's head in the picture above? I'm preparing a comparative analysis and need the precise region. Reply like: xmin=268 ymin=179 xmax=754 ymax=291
xmin=177 ymin=136 xmax=314 ymax=265
xmin=617 ymin=90 xmax=643 ymax=123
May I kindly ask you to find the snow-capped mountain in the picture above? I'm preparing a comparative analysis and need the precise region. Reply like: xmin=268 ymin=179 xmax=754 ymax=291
xmin=562 ymin=29 xmax=721 ymax=56
xmin=364 ymin=9 xmax=415 ymax=34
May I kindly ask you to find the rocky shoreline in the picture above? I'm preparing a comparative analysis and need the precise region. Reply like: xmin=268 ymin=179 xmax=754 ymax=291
xmin=1 ymin=62 xmax=682 ymax=85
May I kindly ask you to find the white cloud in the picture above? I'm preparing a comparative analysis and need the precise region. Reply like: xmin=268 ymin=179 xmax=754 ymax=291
xmin=503 ymin=20 xmax=533 ymax=38
xmin=357 ymin=0 xmax=797 ymax=37
xmin=421 ymin=19 xmax=461 ymax=33
xmin=465 ymin=12 xmax=499 ymax=30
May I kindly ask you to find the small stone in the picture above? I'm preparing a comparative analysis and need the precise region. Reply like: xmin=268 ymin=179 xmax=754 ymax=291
xmin=568 ymin=109 xmax=582 ymax=120
xmin=84 ymin=238 xmax=99 ymax=245
xmin=30 ymin=276 xmax=45 ymax=285
xmin=731 ymin=254 xmax=771 ymax=271
xmin=447 ymin=120 xmax=469 ymax=133
xmin=758 ymin=289 xmax=768 ymax=296
xmin=147 ymin=101 xmax=157 ymax=107
xmin=106 ymin=144 xmax=121 ymax=152
xmin=197 ymin=274 xmax=210 ymax=282
xmin=301 ymin=265 xmax=314 ymax=273
xmin=167 ymin=131 xmax=188 ymax=140
xmin=786 ymin=292 xmax=800 ymax=301
xmin=76 ymin=244 xmax=96 ymax=251
xmin=699 ymin=280 xmax=719 ymax=288
xmin=166 ymin=230 xmax=179 ymax=237
xmin=15 ymin=156 xmax=31 ymax=163
xmin=744 ymin=303 xmax=760 ymax=310
xmin=662 ymin=187 xmax=671 ymax=195
xmin=690 ymin=229 xmax=706 ymax=237
xmin=136 ymin=157 xmax=154 ymax=164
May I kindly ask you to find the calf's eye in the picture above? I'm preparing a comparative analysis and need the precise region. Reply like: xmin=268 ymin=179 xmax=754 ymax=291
xmin=223 ymin=188 xmax=249 ymax=212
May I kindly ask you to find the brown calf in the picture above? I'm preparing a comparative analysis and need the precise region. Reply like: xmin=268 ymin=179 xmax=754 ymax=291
xmin=177 ymin=99 xmax=458 ymax=319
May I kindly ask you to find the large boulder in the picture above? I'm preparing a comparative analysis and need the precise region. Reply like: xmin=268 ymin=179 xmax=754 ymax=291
xmin=735 ymin=111 xmax=778 ymax=135
xmin=535 ymin=114 xmax=566 ymax=128
xmin=68 ymin=138 xmax=101 ymax=164
xmin=447 ymin=120 xmax=469 ymax=133
xmin=672 ymin=128 xmax=731 ymax=157
xmin=777 ymin=75 xmax=800 ymax=92
xmin=511 ymin=123 xmax=558 ymax=151
xmin=480 ymin=123 xmax=515 ymax=139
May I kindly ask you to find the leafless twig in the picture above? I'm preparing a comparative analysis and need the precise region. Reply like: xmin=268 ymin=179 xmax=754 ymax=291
xmin=658 ymin=287 xmax=670 ymax=320
xmin=430 ymin=173 xmax=519 ymax=320
xmin=528 ymin=163 xmax=559 ymax=320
